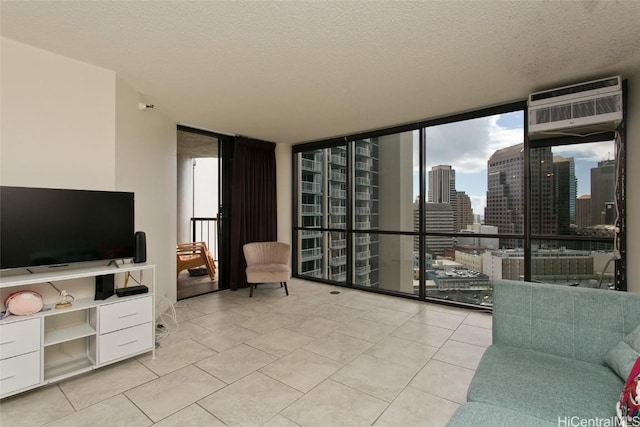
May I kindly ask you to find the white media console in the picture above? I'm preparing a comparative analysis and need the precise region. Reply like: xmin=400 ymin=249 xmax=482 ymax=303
xmin=0 ymin=263 xmax=155 ymax=398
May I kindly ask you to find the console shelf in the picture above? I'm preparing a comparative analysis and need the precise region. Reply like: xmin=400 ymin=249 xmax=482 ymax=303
xmin=44 ymin=323 xmax=96 ymax=347
xmin=44 ymin=353 xmax=95 ymax=382
xmin=0 ymin=263 xmax=155 ymax=398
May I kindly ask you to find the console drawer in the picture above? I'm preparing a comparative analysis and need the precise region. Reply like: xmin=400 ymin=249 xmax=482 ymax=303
xmin=0 ymin=351 xmax=41 ymax=397
xmin=0 ymin=318 xmax=41 ymax=360
xmin=99 ymin=296 xmax=152 ymax=334
xmin=99 ymin=322 xmax=153 ymax=365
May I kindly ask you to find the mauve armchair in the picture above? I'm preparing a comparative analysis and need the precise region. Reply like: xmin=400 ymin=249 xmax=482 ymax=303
xmin=243 ymin=242 xmax=291 ymax=297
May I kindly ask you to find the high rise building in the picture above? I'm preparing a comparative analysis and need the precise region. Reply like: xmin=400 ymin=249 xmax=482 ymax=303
xmin=424 ymin=202 xmax=455 ymax=256
xmin=553 ymin=156 xmax=577 ymax=234
xmin=484 ymin=144 xmax=524 ymax=248
xmin=576 ymin=195 xmax=591 ymax=228
xmin=428 ymin=165 xmax=456 ymax=204
xmin=353 ymin=139 xmax=379 ymax=287
xmin=455 ymin=191 xmax=474 ymax=231
xmin=428 ymin=165 xmax=457 ymax=226
xmin=485 ymin=143 xmax=555 ymax=247
xmin=530 ymin=147 xmax=556 ymax=236
xmin=590 ymin=160 xmax=615 ymax=226
xmin=297 ymin=141 xmax=379 ymax=287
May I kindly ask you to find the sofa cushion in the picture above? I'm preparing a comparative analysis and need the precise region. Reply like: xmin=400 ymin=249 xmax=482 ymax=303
xmin=447 ymin=402 xmax=556 ymax=427
xmin=605 ymin=324 xmax=640 ymax=380
xmin=493 ymin=280 xmax=640 ymax=365
xmin=468 ymin=344 xmax=623 ymax=423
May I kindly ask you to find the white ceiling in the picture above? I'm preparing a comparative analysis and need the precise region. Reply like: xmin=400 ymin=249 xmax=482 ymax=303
xmin=2 ymin=1 xmax=640 ymax=145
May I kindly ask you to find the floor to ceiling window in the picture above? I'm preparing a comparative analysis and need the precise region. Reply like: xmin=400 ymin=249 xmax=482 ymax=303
xmin=292 ymin=101 xmax=626 ymax=308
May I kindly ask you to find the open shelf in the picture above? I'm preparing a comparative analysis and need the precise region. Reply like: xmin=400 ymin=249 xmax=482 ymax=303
xmin=43 ymin=305 xmax=97 ymax=347
xmin=44 ymin=354 xmax=95 ymax=382
xmin=44 ymin=323 xmax=96 ymax=347
xmin=43 ymin=337 xmax=96 ymax=381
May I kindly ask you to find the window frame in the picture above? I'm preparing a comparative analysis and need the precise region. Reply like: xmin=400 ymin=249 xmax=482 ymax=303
xmin=291 ymin=95 xmax=627 ymax=306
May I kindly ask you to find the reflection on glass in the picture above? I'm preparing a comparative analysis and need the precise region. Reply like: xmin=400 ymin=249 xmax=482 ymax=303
xmin=354 ymin=233 xmax=417 ymax=295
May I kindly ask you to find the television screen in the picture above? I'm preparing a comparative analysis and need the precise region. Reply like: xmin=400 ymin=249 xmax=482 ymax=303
xmin=0 ymin=186 xmax=135 ymax=270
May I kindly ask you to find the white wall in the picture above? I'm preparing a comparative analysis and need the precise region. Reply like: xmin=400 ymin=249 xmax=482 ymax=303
xmin=1 ymin=38 xmax=178 ymax=305
xmin=115 ymin=76 xmax=177 ymax=303
xmin=276 ymin=143 xmax=292 ymax=246
xmin=176 ymin=155 xmax=194 ymax=244
xmin=625 ymin=72 xmax=639 ymax=293
xmin=1 ymin=38 xmax=115 ymax=189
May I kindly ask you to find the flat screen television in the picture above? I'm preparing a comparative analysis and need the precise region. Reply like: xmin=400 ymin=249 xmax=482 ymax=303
xmin=0 ymin=186 xmax=135 ymax=270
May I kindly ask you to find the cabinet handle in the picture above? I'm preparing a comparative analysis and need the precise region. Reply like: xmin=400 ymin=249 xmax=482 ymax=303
xmin=117 ymin=312 xmax=138 ymax=318
xmin=0 ymin=374 xmax=15 ymax=381
xmin=118 ymin=339 xmax=138 ymax=347
xmin=0 ymin=340 xmax=16 ymax=345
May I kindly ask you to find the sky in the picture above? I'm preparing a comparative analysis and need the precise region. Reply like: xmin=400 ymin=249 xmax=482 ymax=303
xmin=193 ymin=157 xmax=219 ymax=217
xmin=413 ymin=111 xmax=615 ymax=216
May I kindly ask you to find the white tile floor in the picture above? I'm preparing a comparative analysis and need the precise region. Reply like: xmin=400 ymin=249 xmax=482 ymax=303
xmin=0 ymin=278 xmax=491 ymax=427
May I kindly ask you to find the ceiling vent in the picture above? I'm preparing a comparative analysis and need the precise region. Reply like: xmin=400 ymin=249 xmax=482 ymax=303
xmin=528 ymin=76 xmax=622 ymax=139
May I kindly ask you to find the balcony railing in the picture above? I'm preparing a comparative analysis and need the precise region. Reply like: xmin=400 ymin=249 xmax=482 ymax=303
xmin=302 ymin=269 xmax=323 ymax=278
xmin=355 ymin=266 xmax=371 ymax=275
xmin=355 ymin=161 xmax=372 ymax=171
xmin=331 ymin=206 xmax=346 ymax=215
xmin=356 ymin=235 xmax=371 ymax=245
xmin=301 ymin=182 xmax=322 ymax=193
xmin=355 ymin=207 xmax=371 ymax=215
xmin=356 ymin=177 xmax=371 ymax=186
xmin=331 ymin=239 xmax=347 ymax=249
xmin=301 ymin=230 xmax=323 ymax=239
xmin=301 ymin=247 xmax=323 ymax=260
xmin=331 ymin=171 xmax=346 ymax=182
xmin=190 ymin=217 xmax=218 ymax=260
xmin=331 ymin=155 xmax=346 ymax=166
xmin=301 ymin=158 xmax=322 ymax=172
xmin=356 ymin=251 xmax=371 ymax=260
xmin=331 ymin=255 xmax=347 ymax=266
xmin=331 ymin=272 xmax=347 ymax=282
xmin=355 ymin=192 xmax=370 ymax=200
xmin=301 ymin=204 xmax=322 ymax=215
xmin=331 ymin=189 xmax=346 ymax=199
xmin=355 ymin=146 xmax=371 ymax=157
xmin=355 ymin=221 xmax=371 ymax=230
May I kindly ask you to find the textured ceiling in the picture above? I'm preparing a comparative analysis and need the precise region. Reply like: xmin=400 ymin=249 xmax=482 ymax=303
xmin=2 ymin=1 xmax=640 ymax=144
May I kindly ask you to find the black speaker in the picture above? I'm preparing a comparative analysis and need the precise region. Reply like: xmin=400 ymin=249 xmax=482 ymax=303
xmin=134 ymin=231 xmax=147 ymax=263
xmin=95 ymin=274 xmax=115 ymax=300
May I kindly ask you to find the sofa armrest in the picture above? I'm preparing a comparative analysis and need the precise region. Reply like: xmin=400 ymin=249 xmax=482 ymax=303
xmin=492 ymin=280 xmax=640 ymax=363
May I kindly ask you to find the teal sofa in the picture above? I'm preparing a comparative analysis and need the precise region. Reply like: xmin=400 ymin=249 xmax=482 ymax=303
xmin=447 ymin=280 xmax=640 ymax=427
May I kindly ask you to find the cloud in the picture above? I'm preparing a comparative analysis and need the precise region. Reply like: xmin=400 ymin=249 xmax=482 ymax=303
xmin=552 ymin=140 xmax=615 ymax=162
xmin=423 ymin=113 xmax=524 ymax=173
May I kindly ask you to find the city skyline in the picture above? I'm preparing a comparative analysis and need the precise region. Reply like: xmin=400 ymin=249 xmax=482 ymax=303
xmin=414 ymin=112 xmax=615 ymax=215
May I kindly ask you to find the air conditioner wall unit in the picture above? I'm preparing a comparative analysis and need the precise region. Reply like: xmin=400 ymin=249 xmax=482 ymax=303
xmin=527 ymin=76 xmax=622 ymax=138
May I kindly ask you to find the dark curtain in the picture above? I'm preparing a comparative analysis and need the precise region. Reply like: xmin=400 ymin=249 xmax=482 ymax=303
xmin=229 ymin=136 xmax=277 ymax=290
